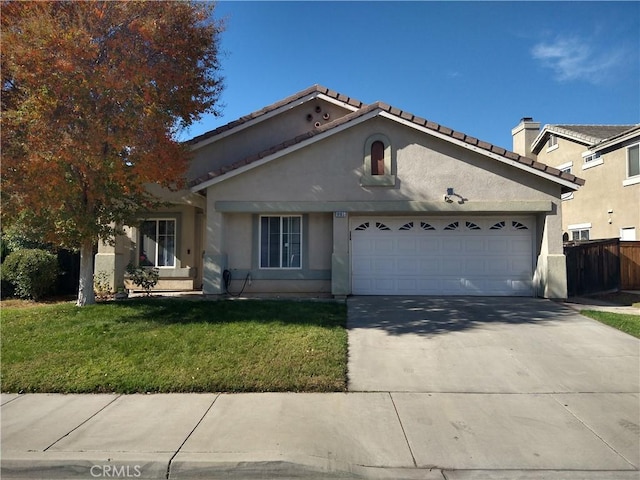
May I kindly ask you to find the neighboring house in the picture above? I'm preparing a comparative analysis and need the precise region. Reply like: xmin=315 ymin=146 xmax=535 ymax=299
xmin=511 ymin=119 xmax=639 ymax=242
xmin=96 ymin=85 xmax=584 ymax=298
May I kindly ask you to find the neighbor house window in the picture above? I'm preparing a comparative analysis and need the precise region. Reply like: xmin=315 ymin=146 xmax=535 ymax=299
xmin=139 ymin=219 xmax=175 ymax=267
xmin=260 ymin=216 xmax=302 ymax=269
xmin=558 ymin=161 xmax=574 ymax=200
xmin=620 ymin=227 xmax=636 ymax=241
xmin=548 ymin=134 xmax=558 ymax=148
xmin=583 ymin=152 xmax=600 ymax=164
xmin=628 ymin=144 xmax=639 ymax=178
xmin=582 ymin=151 xmax=603 ymax=170
xmin=572 ymin=229 xmax=589 ymax=241
xmin=569 ymin=223 xmax=591 ymax=241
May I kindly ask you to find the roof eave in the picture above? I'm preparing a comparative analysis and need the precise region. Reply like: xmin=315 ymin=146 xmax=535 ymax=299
xmin=187 ymin=87 xmax=362 ymax=150
xmin=590 ymin=126 xmax=640 ymax=152
xmin=191 ymin=107 xmax=583 ymax=193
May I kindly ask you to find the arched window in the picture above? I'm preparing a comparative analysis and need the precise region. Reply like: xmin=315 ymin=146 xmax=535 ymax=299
xmin=362 ymin=134 xmax=395 ymax=186
xmin=371 ymin=140 xmax=385 ymax=175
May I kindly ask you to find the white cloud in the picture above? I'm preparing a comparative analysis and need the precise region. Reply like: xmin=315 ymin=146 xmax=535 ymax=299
xmin=531 ymin=36 xmax=623 ymax=84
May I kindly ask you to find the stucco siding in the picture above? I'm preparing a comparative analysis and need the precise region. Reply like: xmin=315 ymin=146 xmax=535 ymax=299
xmin=210 ymin=118 xmax=562 ymax=205
xmin=187 ymin=101 xmax=353 ymax=183
xmin=538 ymin=136 xmax=639 ymax=240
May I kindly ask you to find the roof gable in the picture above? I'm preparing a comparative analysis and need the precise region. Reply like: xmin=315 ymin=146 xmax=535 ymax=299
xmin=189 ymin=88 xmax=585 ymax=193
xmin=531 ymin=124 xmax=638 ymax=153
xmin=187 ymin=85 xmax=364 ymax=149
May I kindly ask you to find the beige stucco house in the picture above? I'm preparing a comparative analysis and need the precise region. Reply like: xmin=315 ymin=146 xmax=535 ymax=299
xmin=96 ymin=86 xmax=585 ymax=298
xmin=512 ymin=119 xmax=639 ymax=242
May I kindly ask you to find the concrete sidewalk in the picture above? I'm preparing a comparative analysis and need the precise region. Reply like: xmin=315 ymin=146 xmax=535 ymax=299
xmin=2 ymin=391 xmax=639 ymax=480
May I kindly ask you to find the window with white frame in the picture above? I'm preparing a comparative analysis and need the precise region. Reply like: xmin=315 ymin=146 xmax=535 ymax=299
xmin=620 ymin=227 xmax=636 ymax=241
xmin=558 ymin=161 xmax=574 ymax=200
xmin=548 ymin=134 xmax=557 ymax=148
xmin=583 ymin=152 xmax=601 ymax=164
xmin=571 ymin=229 xmax=590 ymax=241
xmin=260 ymin=216 xmax=302 ymax=269
xmin=569 ymin=223 xmax=591 ymax=241
xmin=628 ymin=144 xmax=639 ymax=179
xmin=581 ymin=150 xmax=604 ymax=171
xmin=139 ymin=219 xmax=176 ymax=267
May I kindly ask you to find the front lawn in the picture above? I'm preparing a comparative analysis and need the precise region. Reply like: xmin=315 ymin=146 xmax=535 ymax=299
xmin=581 ymin=310 xmax=640 ymax=339
xmin=1 ymin=299 xmax=347 ymax=393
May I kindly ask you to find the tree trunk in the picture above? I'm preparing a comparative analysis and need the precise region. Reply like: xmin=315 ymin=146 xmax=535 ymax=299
xmin=76 ymin=238 xmax=96 ymax=306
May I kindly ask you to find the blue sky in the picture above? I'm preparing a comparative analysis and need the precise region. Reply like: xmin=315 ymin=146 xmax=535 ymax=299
xmin=181 ymin=1 xmax=639 ymax=151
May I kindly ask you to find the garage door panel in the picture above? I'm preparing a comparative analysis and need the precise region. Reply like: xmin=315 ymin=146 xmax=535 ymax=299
xmin=397 ymin=258 xmax=420 ymax=274
xmin=464 ymin=238 xmax=486 ymax=253
xmin=351 ymin=257 xmax=373 ymax=275
xmin=397 ymin=238 xmax=418 ymax=253
xmin=488 ymin=238 xmax=509 ymax=253
xmin=351 ymin=217 xmax=534 ymax=296
xmin=419 ymin=238 xmax=441 ymax=250
xmin=372 ymin=258 xmax=395 ymax=274
xmin=511 ymin=239 xmax=532 ymax=254
xmin=464 ymin=258 xmax=485 ymax=272
xmin=441 ymin=238 xmax=463 ymax=254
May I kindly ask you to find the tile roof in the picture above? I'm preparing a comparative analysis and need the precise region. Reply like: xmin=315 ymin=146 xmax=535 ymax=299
xmin=188 ymin=86 xmax=585 ymax=190
xmin=186 ymin=85 xmax=365 ymax=146
xmin=535 ymin=124 xmax=638 ymax=149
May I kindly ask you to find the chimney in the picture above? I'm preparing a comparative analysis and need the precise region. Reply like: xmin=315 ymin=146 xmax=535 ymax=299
xmin=511 ymin=117 xmax=540 ymax=158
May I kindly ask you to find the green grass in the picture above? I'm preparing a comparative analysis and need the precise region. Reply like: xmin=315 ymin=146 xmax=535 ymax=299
xmin=581 ymin=310 xmax=640 ymax=339
xmin=1 ymin=299 xmax=347 ymax=393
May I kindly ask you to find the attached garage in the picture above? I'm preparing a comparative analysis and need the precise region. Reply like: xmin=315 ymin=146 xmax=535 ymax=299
xmin=351 ymin=216 xmax=534 ymax=296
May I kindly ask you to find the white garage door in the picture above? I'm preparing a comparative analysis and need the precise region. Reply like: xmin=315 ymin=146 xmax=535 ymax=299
xmin=351 ymin=217 xmax=534 ymax=296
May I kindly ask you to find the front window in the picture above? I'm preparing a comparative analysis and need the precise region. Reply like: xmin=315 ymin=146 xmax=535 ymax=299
xmin=260 ymin=216 xmax=302 ymax=269
xmin=139 ymin=219 xmax=175 ymax=267
xmin=548 ymin=134 xmax=557 ymax=148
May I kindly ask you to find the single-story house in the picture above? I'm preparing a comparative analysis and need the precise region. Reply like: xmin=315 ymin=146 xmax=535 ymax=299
xmin=95 ymin=85 xmax=584 ymax=298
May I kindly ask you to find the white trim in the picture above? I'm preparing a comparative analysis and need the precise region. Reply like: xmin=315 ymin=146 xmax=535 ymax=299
xmin=591 ymin=127 xmax=640 ymax=152
xmin=620 ymin=227 xmax=636 ymax=241
xmin=568 ymin=222 xmax=592 ymax=230
xmin=546 ymin=143 xmax=559 ymax=153
xmin=556 ymin=161 xmax=573 ymax=172
xmin=623 ymin=176 xmax=640 ymax=187
xmin=561 ymin=192 xmax=574 ymax=201
xmin=582 ymin=158 xmax=604 ymax=170
xmin=626 ymin=143 xmax=640 ymax=182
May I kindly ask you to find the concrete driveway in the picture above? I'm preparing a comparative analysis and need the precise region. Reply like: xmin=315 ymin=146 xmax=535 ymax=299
xmin=347 ymin=296 xmax=639 ymax=393
xmin=347 ymin=296 xmax=640 ymax=472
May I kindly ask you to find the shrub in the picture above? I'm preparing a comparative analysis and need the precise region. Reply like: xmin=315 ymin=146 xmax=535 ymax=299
xmin=94 ymin=270 xmax=113 ymax=300
xmin=1 ymin=249 xmax=59 ymax=300
xmin=126 ymin=263 xmax=159 ymax=296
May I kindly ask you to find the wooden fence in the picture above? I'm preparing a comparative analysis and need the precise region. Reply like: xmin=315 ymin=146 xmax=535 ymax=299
xmin=564 ymin=239 xmax=640 ymax=296
xmin=621 ymin=241 xmax=640 ymax=290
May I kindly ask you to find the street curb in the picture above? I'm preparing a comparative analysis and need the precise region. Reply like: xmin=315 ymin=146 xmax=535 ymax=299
xmin=1 ymin=453 xmax=171 ymax=480
xmin=4 ymin=456 xmax=639 ymax=480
